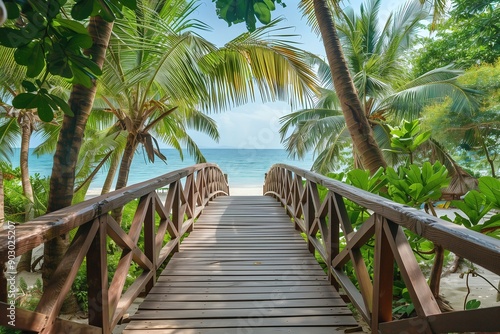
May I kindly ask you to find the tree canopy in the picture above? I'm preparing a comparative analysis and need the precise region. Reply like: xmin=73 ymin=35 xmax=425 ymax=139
xmin=413 ymin=0 xmax=499 ymax=75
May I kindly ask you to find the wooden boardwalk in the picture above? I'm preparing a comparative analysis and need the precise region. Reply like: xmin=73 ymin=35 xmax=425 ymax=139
xmin=123 ymin=196 xmax=359 ymax=334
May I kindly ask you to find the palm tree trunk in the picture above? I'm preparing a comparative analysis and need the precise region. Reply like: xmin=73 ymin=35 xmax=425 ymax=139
xmin=43 ymin=16 xmax=114 ymax=312
xmin=312 ymin=0 xmax=386 ymax=174
xmin=111 ymin=133 xmax=138 ymax=225
xmin=101 ymin=149 xmax=121 ymax=194
xmin=17 ymin=114 xmax=34 ymax=272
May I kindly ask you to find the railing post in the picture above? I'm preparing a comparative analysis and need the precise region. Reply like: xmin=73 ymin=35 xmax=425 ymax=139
xmin=305 ymin=181 xmax=315 ymax=254
xmin=186 ymin=174 xmax=196 ymax=232
xmin=144 ymin=197 xmax=156 ymax=293
xmin=172 ymin=181 xmax=183 ymax=252
xmin=372 ymin=214 xmax=394 ymax=330
xmin=87 ymin=216 xmax=110 ymax=333
xmin=327 ymin=194 xmax=339 ymax=287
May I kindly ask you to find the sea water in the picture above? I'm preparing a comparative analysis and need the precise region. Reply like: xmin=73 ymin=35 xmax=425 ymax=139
xmin=9 ymin=148 xmax=314 ymax=190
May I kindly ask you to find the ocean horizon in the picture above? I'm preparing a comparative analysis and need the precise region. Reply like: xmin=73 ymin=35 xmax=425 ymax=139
xmin=10 ymin=148 xmax=315 ymax=190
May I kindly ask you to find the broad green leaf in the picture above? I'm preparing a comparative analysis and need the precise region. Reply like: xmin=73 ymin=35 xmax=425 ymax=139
xmin=71 ymin=0 xmax=94 ymax=20
xmin=263 ymin=0 xmax=276 ymax=10
xmin=465 ymin=299 xmax=481 ymax=310
xmin=72 ymin=66 xmax=92 ymax=87
xmin=347 ymin=169 xmax=369 ymax=190
xmin=14 ymin=43 xmax=35 ymax=65
xmin=37 ymin=98 xmax=55 ymax=122
xmin=21 ymin=81 xmax=38 ymax=93
xmin=53 ymin=18 xmax=89 ymax=35
xmin=49 ymin=94 xmax=74 ymax=116
xmin=26 ymin=43 xmax=45 ymax=77
xmin=70 ymin=55 xmax=102 ymax=76
xmin=12 ymin=93 xmax=38 ymax=109
xmin=67 ymin=34 xmax=93 ymax=50
xmin=119 ymin=0 xmax=137 ymax=10
xmin=413 ymin=130 xmax=431 ymax=147
xmin=5 ymin=2 xmax=20 ymax=19
xmin=478 ymin=177 xmax=500 ymax=207
xmin=254 ymin=2 xmax=271 ymax=24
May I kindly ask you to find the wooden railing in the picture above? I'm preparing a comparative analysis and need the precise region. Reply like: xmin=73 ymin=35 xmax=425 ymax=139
xmin=0 ymin=163 xmax=229 ymax=334
xmin=264 ymin=164 xmax=500 ymax=334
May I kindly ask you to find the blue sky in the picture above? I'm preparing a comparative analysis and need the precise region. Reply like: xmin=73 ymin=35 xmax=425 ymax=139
xmin=186 ymin=0 xmax=400 ymax=149
xmin=25 ymin=0 xmax=400 ymax=149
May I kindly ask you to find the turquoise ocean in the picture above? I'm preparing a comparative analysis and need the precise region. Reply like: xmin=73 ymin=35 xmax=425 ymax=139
xmin=11 ymin=148 xmax=314 ymax=190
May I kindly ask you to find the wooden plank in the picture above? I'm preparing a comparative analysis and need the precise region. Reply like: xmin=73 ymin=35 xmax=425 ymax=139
xmin=124 ymin=315 xmax=359 ymax=329
xmin=149 ymin=285 xmax=338 ymax=294
xmin=123 ymin=327 xmax=353 ymax=334
xmin=153 ymin=280 xmax=331 ymax=288
xmin=138 ymin=298 xmax=346 ymax=310
xmin=124 ymin=195 xmax=357 ymax=333
xmin=145 ymin=291 xmax=340 ymax=302
xmin=132 ymin=306 xmax=352 ymax=319
xmin=157 ymin=275 xmax=329 ymax=282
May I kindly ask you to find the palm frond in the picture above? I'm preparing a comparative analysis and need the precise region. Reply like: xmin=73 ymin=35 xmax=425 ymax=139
xmin=0 ymin=117 xmax=19 ymax=162
xmin=32 ymin=121 xmax=61 ymax=156
xmin=200 ymin=18 xmax=319 ymax=111
xmin=183 ymin=110 xmax=220 ymax=141
xmin=383 ymin=66 xmax=482 ymax=120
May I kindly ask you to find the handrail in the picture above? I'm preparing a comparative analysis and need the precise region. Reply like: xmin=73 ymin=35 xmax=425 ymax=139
xmin=0 ymin=163 xmax=229 ymax=334
xmin=264 ymin=163 xmax=500 ymax=333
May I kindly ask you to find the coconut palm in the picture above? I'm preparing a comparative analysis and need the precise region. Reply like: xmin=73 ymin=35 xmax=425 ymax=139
xmin=281 ymin=0 xmax=479 ymax=174
xmin=96 ymin=0 xmax=318 ymax=223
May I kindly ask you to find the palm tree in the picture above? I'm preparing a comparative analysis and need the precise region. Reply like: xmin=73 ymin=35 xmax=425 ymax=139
xmin=96 ymin=0 xmax=319 ymax=223
xmin=282 ymin=0 xmax=479 ymax=174
xmin=42 ymin=16 xmax=114 ymax=312
xmin=0 ymin=48 xmax=59 ymax=271
xmin=295 ymin=0 xmax=387 ymax=174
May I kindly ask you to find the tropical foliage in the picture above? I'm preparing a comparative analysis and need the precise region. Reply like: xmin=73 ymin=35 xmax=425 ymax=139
xmin=421 ymin=61 xmax=500 ymax=177
xmin=280 ymin=0 xmax=479 ymax=174
xmin=413 ymin=0 xmax=499 ymax=76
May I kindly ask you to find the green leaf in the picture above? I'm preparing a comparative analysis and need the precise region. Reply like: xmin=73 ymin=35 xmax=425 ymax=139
xmin=347 ymin=169 xmax=369 ymax=190
xmin=75 ymin=55 xmax=102 ymax=76
xmin=49 ymin=94 xmax=74 ymax=116
xmin=21 ymin=81 xmax=38 ymax=93
xmin=119 ymin=0 xmax=136 ymax=10
xmin=14 ymin=43 xmax=34 ymax=65
xmin=52 ymin=18 xmax=89 ymax=35
xmin=253 ymin=2 xmax=271 ymax=24
xmin=71 ymin=0 xmax=94 ymax=20
xmin=478 ymin=177 xmax=500 ymax=207
xmin=26 ymin=43 xmax=46 ymax=77
xmin=5 ymin=2 xmax=20 ymax=19
xmin=465 ymin=299 xmax=481 ymax=310
xmin=71 ymin=66 xmax=92 ymax=87
xmin=0 ymin=28 xmax=28 ymax=47
xmin=12 ymin=93 xmax=39 ymax=109
xmin=37 ymin=98 xmax=55 ymax=122
xmin=67 ymin=34 xmax=93 ymax=50
xmin=263 ymin=0 xmax=276 ymax=10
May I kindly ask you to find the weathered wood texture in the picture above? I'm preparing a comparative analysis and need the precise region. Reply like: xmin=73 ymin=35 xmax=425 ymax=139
xmin=264 ymin=164 xmax=500 ymax=334
xmin=123 ymin=196 xmax=359 ymax=334
xmin=0 ymin=164 xmax=229 ymax=333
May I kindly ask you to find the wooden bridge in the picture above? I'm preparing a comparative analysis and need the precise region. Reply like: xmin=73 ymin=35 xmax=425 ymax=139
xmin=1 ymin=163 xmax=499 ymax=333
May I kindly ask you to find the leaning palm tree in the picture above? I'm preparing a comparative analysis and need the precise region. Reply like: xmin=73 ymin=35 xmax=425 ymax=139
xmin=97 ymin=0 xmax=319 ymax=223
xmin=282 ymin=0 xmax=479 ymax=174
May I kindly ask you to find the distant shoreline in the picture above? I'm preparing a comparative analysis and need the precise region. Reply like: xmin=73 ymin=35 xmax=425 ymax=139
xmin=85 ymin=186 xmax=263 ymax=200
